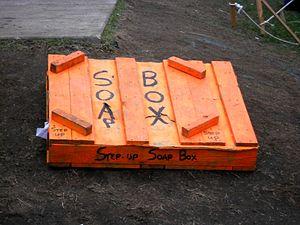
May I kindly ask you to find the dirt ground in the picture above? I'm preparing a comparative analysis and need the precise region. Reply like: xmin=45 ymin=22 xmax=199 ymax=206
xmin=0 ymin=0 xmax=299 ymax=224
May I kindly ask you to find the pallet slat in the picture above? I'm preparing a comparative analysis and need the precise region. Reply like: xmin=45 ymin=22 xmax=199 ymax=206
xmin=186 ymin=61 xmax=225 ymax=145
xmin=89 ymin=59 xmax=126 ymax=146
xmin=69 ymin=56 xmax=94 ymax=143
xmin=48 ymin=55 xmax=72 ymax=143
xmin=137 ymin=62 xmax=179 ymax=146
xmin=115 ymin=58 xmax=149 ymax=144
xmin=212 ymin=61 xmax=258 ymax=147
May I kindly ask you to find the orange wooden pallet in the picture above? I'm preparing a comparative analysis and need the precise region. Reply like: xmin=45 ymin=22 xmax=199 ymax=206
xmin=46 ymin=53 xmax=258 ymax=170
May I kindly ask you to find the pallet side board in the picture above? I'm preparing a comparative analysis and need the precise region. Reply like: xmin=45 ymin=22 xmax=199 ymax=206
xmin=47 ymin=144 xmax=257 ymax=170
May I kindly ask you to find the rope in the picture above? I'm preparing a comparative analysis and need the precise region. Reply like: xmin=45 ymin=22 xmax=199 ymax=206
xmin=229 ymin=2 xmax=299 ymax=46
xmin=260 ymin=0 xmax=294 ymax=26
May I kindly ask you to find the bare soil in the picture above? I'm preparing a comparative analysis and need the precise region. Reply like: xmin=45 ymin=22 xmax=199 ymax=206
xmin=0 ymin=0 xmax=299 ymax=224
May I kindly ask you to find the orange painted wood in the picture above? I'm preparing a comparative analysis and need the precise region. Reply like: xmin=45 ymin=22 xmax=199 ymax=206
xmin=68 ymin=56 xmax=94 ymax=143
xmin=186 ymin=63 xmax=225 ymax=145
xmin=48 ymin=55 xmax=72 ymax=142
xmin=115 ymin=57 xmax=149 ymax=144
xmin=203 ymin=64 xmax=234 ymax=147
xmin=50 ymin=51 xmax=85 ymax=73
xmin=182 ymin=113 xmax=219 ymax=138
xmin=167 ymin=56 xmax=206 ymax=79
xmin=47 ymin=55 xmax=259 ymax=170
xmin=136 ymin=62 xmax=179 ymax=146
xmin=47 ymin=144 xmax=257 ymax=170
xmin=52 ymin=109 xmax=92 ymax=136
xmin=163 ymin=60 xmax=225 ymax=145
xmin=212 ymin=61 xmax=258 ymax=147
xmin=89 ymin=59 xmax=126 ymax=146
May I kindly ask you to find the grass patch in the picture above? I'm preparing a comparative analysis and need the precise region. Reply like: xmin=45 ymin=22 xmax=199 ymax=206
xmin=0 ymin=38 xmax=101 ymax=54
xmin=100 ymin=0 xmax=125 ymax=50
xmin=238 ymin=0 xmax=300 ymax=46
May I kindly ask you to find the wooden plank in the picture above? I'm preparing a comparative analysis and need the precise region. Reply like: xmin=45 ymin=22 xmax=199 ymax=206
xmin=47 ymin=144 xmax=257 ymax=169
xmin=186 ymin=62 xmax=226 ymax=145
xmin=50 ymin=51 xmax=85 ymax=73
xmin=167 ymin=56 xmax=206 ymax=79
xmin=182 ymin=113 xmax=219 ymax=138
xmin=212 ymin=61 xmax=258 ymax=147
xmin=52 ymin=109 xmax=92 ymax=135
xmin=89 ymin=59 xmax=126 ymax=146
xmin=137 ymin=62 xmax=179 ymax=147
xmin=115 ymin=57 xmax=149 ymax=144
xmin=48 ymin=55 xmax=72 ymax=142
xmin=163 ymin=60 xmax=225 ymax=145
xmin=203 ymin=64 xmax=234 ymax=147
xmin=68 ymin=56 xmax=94 ymax=143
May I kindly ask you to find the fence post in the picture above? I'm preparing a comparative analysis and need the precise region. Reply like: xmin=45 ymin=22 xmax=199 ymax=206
xmin=230 ymin=1 xmax=237 ymax=28
xmin=256 ymin=0 xmax=266 ymax=34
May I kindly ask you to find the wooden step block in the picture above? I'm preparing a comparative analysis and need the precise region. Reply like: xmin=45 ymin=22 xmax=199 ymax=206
xmin=182 ymin=113 xmax=219 ymax=138
xmin=50 ymin=51 xmax=85 ymax=73
xmin=52 ymin=109 xmax=92 ymax=136
xmin=167 ymin=56 xmax=206 ymax=79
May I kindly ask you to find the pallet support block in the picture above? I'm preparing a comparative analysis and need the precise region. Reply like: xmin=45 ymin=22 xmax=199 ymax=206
xmin=46 ymin=53 xmax=258 ymax=171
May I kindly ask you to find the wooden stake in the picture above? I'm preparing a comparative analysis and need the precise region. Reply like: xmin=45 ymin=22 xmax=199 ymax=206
xmin=256 ymin=0 xmax=266 ymax=35
xmin=230 ymin=1 xmax=237 ymax=28
xmin=262 ymin=0 xmax=300 ymax=44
